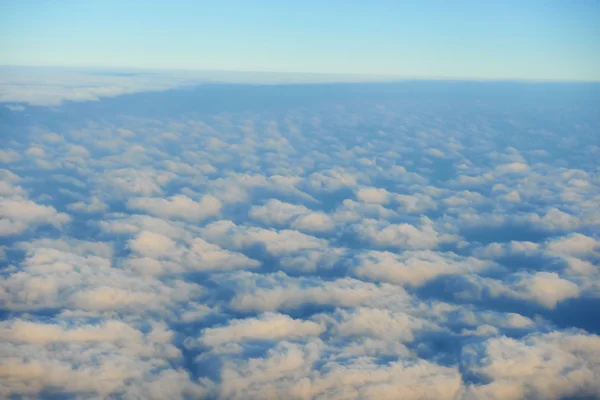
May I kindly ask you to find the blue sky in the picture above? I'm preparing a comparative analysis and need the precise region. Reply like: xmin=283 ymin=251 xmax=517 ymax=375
xmin=1 ymin=0 xmax=599 ymax=81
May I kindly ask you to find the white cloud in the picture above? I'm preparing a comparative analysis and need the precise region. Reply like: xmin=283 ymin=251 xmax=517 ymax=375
xmin=0 ymin=150 xmax=21 ymax=163
xmin=356 ymin=187 xmax=391 ymax=204
xmin=99 ymin=168 xmax=175 ymax=197
xmin=309 ymin=168 xmax=359 ymax=191
xmin=354 ymin=217 xmax=456 ymax=250
xmin=250 ymin=199 xmax=333 ymax=231
xmin=226 ymin=272 xmax=411 ymax=313
xmin=495 ymin=162 xmax=530 ymax=174
xmin=218 ymin=340 xmax=462 ymax=400
xmin=67 ymin=196 xmax=108 ymax=213
xmin=128 ymin=194 xmax=222 ymax=221
xmin=332 ymin=199 xmax=397 ymax=223
xmin=463 ymin=331 xmax=600 ymax=400
xmin=354 ymin=250 xmax=490 ymax=287
xmin=0 ymin=241 xmax=202 ymax=313
xmin=546 ymin=233 xmax=599 ymax=257
xmin=128 ymin=230 xmax=179 ymax=259
xmin=0 ymin=196 xmax=70 ymax=236
xmin=463 ymin=272 xmax=581 ymax=309
xmin=425 ymin=148 xmax=445 ymax=158
xmin=200 ymin=220 xmax=328 ymax=256
xmin=395 ymin=193 xmax=437 ymax=212
xmin=200 ymin=313 xmax=324 ymax=347
xmin=0 ymin=318 xmax=213 ymax=398
xmin=3 ymin=69 xmax=600 ymax=400
xmin=332 ymin=307 xmax=435 ymax=342
xmin=126 ymin=232 xmax=260 ymax=275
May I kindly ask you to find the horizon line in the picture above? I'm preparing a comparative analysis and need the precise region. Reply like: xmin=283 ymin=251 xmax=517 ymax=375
xmin=2 ymin=64 xmax=600 ymax=85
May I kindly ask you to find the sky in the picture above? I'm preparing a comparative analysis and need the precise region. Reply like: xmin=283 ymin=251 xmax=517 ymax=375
xmin=1 ymin=0 xmax=600 ymax=81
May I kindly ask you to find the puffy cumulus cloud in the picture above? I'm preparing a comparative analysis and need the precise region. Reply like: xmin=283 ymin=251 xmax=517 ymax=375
xmin=250 ymin=199 xmax=310 ymax=225
xmin=207 ymin=172 xmax=314 ymax=205
xmin=442 ymin=190 xmax=487 ymax=208
xmin=291 ymin=212 xmax=335 ymax=232
xmin=331 ymin=307 xmax=436 ymax=343
xmin=100 ymin=214 xmax=193 ymax=240
xmin=200 ymin=220 xmax=328 ymax=256
xmin=186 ymin=238 xmax=261 ymax=271
xmin=0 ymin=319 xmax=213 ymax=399
xmin=125 ymin=231 xmax=260 ymax=275
xmin=308 ymin=167 xmax=360 ymax=191
xmin=0 ymin=172 xmax=25 ymax=197
xmin=546 ymin=233 xmax=599 ymax=257
xmin=218 ymin=340 xmax=462 ymax=400
xmin=356 ymin=187 xmax=391 ymax=204
xmin=200 ymin=313 xmax=325 ymax=347
xmin=128 ymin=230 xmax=178 ymax=259
xmin=0 ymin=149 xmax=21 ymax=163
xmin=509 ymin=272 xmax=581 ymax=308
xmin=472 ymin=240 xmax=543 ymax=261
xmin=98 ymin=168 xmax=175 ymax=197
xmin=0 ymin=196 xmax=70 ymax=236
xmin=128 ymin=194 xmax=221 ymax=221
xmin=463 ymin=331 xmax=600 ymax=400
xmin=66 ymin=196 xmax=108 ymax=213
xmin=222 ymin=271 xmax=412 ymax=313
xmin=0 ymin=240 xmax=202 ymax=314
xmin=524 ymin=207 xmax=582 ymax=231
xmin=395 ymin=192 xmax=437 ymax=212
xmin=354 ymin=250 xmax=490 ymax=287
xmin=250 ymin=199 xmax=334 ymax=232
xmin=461 ymin=272 xmax=581 ymax=309
xmin=354 ymin=217 xmax=457 ymax=250
xmin=332 ymin=199 xmax=397 ymax=223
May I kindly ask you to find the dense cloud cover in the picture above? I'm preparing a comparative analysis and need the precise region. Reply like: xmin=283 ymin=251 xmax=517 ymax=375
xmin=1 ymin=75 xmax=600 ymax=399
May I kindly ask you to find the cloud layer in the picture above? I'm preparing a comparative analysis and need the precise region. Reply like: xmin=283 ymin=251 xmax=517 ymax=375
xmin=1 ymin=77 xmax=599 ymax=399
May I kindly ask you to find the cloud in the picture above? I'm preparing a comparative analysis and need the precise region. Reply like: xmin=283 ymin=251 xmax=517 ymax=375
xmin=250 ymin=199 xmax=334 ymax=232
xmin=461 ymin=272 xmax=581 ymax=309
xmin=0 ymin=196 xmax=70 ymax=236
xmin=463 ymin=331 xmax=600 ymax=399
xmin=331 ymin=307 xmax=435 ymax=342
xmin=308 ymin=168 xmax=359 ymax=191
xmin=125 ymin=231 xmax=260 ymax=275
xmin=356 ymin=187 xmax=391 ymax=204
xmin=494 ymin=162 xmax=530 ymax=174
xmin=200 ymin=313 xmax=325 ymax=347
xmin=546 ymin=233 xmax=599 ymax=257
xmin=395 ymin=193 xmax=437 ymax=212
xmin=225 ymin=272 xmax=412 ymax=313
xmin=218 ymin=340 xmax=463 ymax=400
xmin=0 ymin=150 xmax=20 ymax=163
xmin=0 ymin=318 xmax=213 ymax=398
xmin=353 ymin=217 xmax=457 ymax=250
xmin=67 ymin=196 xmax=108 ymax=213
xmin=128 ymin=194 xmax=222 ymax=221
xmin=98 ymin=168 xmax=175 ymax=197
xmin=2 ymin=73 xmax=599 ymax=399
xmin=354 ymin=250 xmax=490 ymax=287
xmin=128 ymin=230 xmax=178 ymax=259
xmin=1 ymin=240 xmax=203 ymax=313
xmin=332 ymin=199 xmax=397 ymax=223
xmin=200 ymin=220 xmax=329 ymax=256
